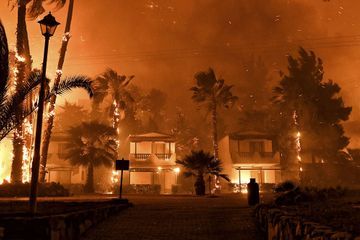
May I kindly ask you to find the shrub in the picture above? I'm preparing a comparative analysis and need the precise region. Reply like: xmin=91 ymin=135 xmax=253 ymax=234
xmin=260 ymin=183 xmax=275 ymax=192
xmin=171 ymin=184 xmax=180 ymax=194
xmin=274 ymin=180 xmax=296 ymax=192
xmin=113 ymin=184 xmax=161 ymax=194
xmin=0 ymin=182 xmax=69 ymax=197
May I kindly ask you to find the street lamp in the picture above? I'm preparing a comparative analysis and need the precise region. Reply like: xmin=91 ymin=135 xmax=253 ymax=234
xmin=29 ymin=12 xmax=59 ymax=214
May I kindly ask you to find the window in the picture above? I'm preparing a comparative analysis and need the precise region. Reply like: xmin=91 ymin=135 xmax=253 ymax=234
xmin=153 ymin=142 xmax=166 ymax=154
xmin=58 ymin=143 xmax=68 ymax=159
xmin=249 ymin=141 xmax=264 ymax=153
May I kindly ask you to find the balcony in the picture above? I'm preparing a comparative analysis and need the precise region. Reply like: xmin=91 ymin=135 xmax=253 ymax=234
xmin=232 ymin=151 xmax=278 ymax=164
xmin=130 ymin=153 xmax=172 ymax=160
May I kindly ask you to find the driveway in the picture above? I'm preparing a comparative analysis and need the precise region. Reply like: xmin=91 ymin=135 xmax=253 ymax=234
xmin=81 ymin=194 xmax=263 ymax=240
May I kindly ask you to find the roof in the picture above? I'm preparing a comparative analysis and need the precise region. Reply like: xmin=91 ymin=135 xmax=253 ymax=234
xmin=229 ymin=131 xmax=274 ymax=140
xmin=129 ymin=132 xmax=175 ymax=142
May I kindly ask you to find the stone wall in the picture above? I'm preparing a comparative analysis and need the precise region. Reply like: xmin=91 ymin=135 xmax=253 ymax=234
xmin=0 ymin=200 xmax=129 ymax=240
xmin=255 ymin=204 xmax=360 ymax=240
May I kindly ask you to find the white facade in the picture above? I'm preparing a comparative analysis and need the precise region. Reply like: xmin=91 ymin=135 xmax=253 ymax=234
xmin=45 ymin=132 xmax=86 ymax=185
xmin=218 ymin=131 xmax=281 ymax=186
xmin=128 ymin=132 xmax=179 ymax=193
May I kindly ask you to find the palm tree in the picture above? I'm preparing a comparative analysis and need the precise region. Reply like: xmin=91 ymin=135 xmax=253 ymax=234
xmin=64 ymin=121 xmax=117 ymax=193
xmin=0 ymin=21 xmax=93 ymax=142
xmin=92 ymin=69 xmax=134 ymax=153
xmin=8 ymin=0 xmax=67 ymax=182
xmin=190 ymin=68 xmax=237 ymax=161
xmin=40 ymin=0 xmax=75 ymax=183
xmin=55 ymin=101 xmax=88 ymax=131
xmin=176 ymin=150 xmax=229 ymax=196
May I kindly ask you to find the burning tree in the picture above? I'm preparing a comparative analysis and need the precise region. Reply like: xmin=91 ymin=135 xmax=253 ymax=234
xmin=272 ymin=48 xmax=351 ymax=180
xmin=40 ymin=0 xmax=75 ymax=183
xmin=7 ymin=0 xmax=68 ymax=183
xmin=91 ymin=69 xmax=134 ymax=154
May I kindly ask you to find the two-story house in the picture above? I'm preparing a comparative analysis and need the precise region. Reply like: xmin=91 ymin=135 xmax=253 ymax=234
xmin=128 ymin=132 xmax=178 ymax=193
xmin=218 ymin=131 xmax=281 ymax=190
xmin=45 ymin=131 xmax=86 ymax=186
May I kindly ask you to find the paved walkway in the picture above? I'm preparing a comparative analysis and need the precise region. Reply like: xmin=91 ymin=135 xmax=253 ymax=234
xmin=81 ymin=194 xmax=263 ymax=240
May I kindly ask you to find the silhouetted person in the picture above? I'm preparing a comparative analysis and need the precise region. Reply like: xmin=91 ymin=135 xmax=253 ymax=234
xmin=247 ymin=178 xmax=259 ymax=206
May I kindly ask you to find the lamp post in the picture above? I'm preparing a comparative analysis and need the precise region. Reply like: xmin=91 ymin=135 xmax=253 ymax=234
xmin=29 ymin=12 xmax=59 ymax=214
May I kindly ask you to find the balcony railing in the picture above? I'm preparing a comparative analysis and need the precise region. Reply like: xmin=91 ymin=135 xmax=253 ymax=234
xmin=238 ymin=152 xmax=273 ymax=157
xmin=130 ymin=153 xmax=172 ymax=160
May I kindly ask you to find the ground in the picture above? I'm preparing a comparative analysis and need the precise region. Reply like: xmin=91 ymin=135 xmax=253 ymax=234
xmin=81 ymin=194 xmax=263 ymax=240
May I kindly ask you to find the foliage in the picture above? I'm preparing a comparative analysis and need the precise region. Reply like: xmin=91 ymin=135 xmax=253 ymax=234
xmin=8 ymin=0 xmax=67 ymax=20
xmin=0 ymin=21 xmax=93 ymax=141
xmin=274 ymin=180 xmax=296 ymax=193
xmin=113 ymin=184 xmax=161 ymax=195
xmin=176 ymin=150 xmax=229 ymax=195
xmin=91 ymin=68 xmax=134 ymax=122
xmin=0 ymin=74 xmax=93 ymax=141
xmin=191 ymin=68 xmax=238 ymax=112
xmin=55 ymin=101 xmax=88 ymax=131
xmin=272 ymin=47 xmax=351 ymax=163
xmin=64 ymin=121 xmax=117 ymax=192
xmin=0 ymin=182 xmax=69 ymax=197
xmin=191 ymin=68 xmax=237 ymax=160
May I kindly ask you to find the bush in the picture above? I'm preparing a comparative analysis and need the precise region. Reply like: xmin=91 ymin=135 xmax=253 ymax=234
xmin=274 ymin=180 xmax=296 ymax=192
xmin=260 ymin=183 xmax=275 ymax=192
xmin=171 ymin=184 xmax=180 ymax=194
xmin=113 ymin=184 xmax=161 ymax=194
xmin=0 ymin=182 xmax=69 ymax=197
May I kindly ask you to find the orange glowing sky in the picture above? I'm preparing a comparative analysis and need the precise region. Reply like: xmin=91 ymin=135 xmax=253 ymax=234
xmin=1 ymin=0 xmax=360 ymax=143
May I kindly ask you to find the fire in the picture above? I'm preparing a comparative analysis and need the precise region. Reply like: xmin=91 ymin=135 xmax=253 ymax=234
xmin=111 ymin=170 xmax=120 ymax=183
xmin=22 ymin=118 xmax=34 ymax=183
xmin=56 ymin=69 xmax=63 ymax=76
xmin=0 ymin=137 xmax=13 ymax=184
xmin=293 ymin=111 xmax=302 ymax=175
xmin=62 ymin=32 xmax=71 ymax=42
xmin=15 ymin=52 xmax=25 ymax=63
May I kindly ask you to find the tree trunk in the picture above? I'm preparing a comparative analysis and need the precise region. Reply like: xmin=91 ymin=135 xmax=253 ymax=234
xmin=40 ymin=0 xmax=75 ymax=182
xmin=211 ymin=97 xmax=219 ymax=160
xmin=85 ymin=163 xmax=94 ymax=193
xmin=11 ymin=0 xmax=27 ymax=183
xmin=194 ymin=173 xmax=205 ymax=196
xmin=208 ymin=175 xmax=212 ymax=195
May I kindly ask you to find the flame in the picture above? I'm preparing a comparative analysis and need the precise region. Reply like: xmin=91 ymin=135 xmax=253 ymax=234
xmin=22 ymin=118 xmax=34 ymax=183
xmin=0 ymin=137 xmax=13 ymax=184
xmin=15 ymin=52 xmax=25 ymax=63
xmin=62 ymin=32 xmax=71 ymax=42
xmin=293 ymin=111 xmax=302 ymax=175
xmin=111 ymin=170 xmax=120 ymax=183
xmin=56 ymin=69 xmax=63 ymax=76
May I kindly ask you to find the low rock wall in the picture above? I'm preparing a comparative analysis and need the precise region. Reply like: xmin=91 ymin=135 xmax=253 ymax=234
xmin=0 ymin=200 xmax=130 ymax=240
xmin=255 ymin=204 xmax=360 ymax=240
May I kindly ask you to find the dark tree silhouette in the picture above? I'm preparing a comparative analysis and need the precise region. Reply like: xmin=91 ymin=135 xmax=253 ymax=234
xmin=176 ymin=150 xmax=229 ymax=196
xmin=64 ymin=121 xmax=117 ymax=193
xmin=190 ymin=68 xmax=237 ymax=161
xmin=273 ymin=47 xmax=351 ymax=166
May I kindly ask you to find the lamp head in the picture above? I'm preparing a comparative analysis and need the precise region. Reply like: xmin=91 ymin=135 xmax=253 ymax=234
xmin=38 ymin=12 xmax=60 ymax=37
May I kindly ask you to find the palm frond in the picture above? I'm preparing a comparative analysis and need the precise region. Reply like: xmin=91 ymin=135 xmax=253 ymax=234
xmin=51 ymin=75 xmax=93 ymax=97
xmin=27 ymin=0 xmax=67 ymax=20
xmin=0 ymin=21 xmax=9 ymax=109
xmin=0 ymin=74 xmax=93 ymax=141
xmin=0 ymin=72 xmax=41 ymax=140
